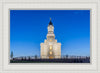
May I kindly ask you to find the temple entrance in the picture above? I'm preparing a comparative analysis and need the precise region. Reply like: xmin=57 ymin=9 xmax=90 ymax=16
xmin=49 ymin=56 xmax=53 ymax=59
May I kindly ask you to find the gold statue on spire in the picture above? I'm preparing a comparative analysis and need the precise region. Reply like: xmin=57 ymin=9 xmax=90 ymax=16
xmin=50 ymin=17 xmax=51 ymax=21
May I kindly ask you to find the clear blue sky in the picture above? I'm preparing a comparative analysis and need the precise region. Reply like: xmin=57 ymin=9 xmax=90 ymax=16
xmin=10 ymin=10 xmax=90 ymax=57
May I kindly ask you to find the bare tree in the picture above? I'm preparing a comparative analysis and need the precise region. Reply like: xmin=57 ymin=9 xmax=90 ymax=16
xmin=35 ymin=55 xmax=37 ymax=59
xmin=10 ymin=51 xmax=13 ymax=59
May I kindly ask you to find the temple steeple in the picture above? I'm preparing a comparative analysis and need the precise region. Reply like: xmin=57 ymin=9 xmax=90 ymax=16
xmin=48 ymin=17 xmax=53 ymax=26
xmin=40 ymin=18 xmax=61 ymax=59
xmin=47 ymin=18 xmax=54 ymax=34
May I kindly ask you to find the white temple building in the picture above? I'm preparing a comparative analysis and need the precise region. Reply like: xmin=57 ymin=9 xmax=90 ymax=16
xmin=40 ymin=18 xmax=61 ymax=59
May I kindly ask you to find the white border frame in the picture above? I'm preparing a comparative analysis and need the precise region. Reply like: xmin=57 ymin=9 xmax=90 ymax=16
xmin=0 ymin=0 xmax=100 ymax=73
xmin=3 ymin=2 xmax=97 ymax=71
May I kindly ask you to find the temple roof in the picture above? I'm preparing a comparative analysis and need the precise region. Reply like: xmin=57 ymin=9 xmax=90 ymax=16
xmin=48 ymin=18 xmax=53 ymax=26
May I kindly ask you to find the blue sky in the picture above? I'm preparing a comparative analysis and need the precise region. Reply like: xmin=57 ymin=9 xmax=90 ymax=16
xmin=10 ymin=10 xmax=90 ymax=57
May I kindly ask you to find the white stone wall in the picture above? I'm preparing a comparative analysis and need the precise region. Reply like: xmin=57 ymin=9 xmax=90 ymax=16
xmin=53 ymin=43 xmax=61 ymax=58
xmin=41 ymin=42 xmax=49 ymax=59
xmin=40 ymin=39 xmax=61 ymax=59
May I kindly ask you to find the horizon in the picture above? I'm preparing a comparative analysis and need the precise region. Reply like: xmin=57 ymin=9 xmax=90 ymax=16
xmin=10 ymin=10 xmax=90 ymax=57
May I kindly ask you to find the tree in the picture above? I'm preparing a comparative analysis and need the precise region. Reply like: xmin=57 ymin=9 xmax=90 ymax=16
xmin=35 ymin=55 xmax=37 ymax=59
xmin=28 ymin=56 xmax=31 ymax=60
xmin=66 ymin=55 xmax=68 ymax=58
xmin=10 ymin=51 xmax=13 ymax=59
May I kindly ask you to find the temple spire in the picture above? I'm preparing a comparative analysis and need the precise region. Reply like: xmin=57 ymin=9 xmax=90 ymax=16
xmin=48 ymin=17 xmax=53 ymax=26
xmin=50 ymin=17 xmax=51 ymax=21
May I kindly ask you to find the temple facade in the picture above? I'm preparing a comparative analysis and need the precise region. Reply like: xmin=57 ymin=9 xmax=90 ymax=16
xmin=40 ymin=18 xmax=61 ymax=59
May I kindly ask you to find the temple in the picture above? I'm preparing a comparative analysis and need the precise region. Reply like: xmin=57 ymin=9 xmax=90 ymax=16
xmin=40 ymin=18 xmax=61 ymax=59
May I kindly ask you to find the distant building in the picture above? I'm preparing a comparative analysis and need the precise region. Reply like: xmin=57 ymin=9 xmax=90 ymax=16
xmin=40 ymin=18 xmax=61 ymax=59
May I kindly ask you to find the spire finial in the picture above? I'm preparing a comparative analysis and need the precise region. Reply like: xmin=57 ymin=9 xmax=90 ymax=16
xmin=48 ymin=17 xmax=53 ymax=26
xmin=50 ymin=17 xmax=51 ymax=21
